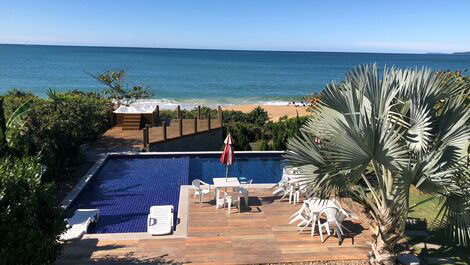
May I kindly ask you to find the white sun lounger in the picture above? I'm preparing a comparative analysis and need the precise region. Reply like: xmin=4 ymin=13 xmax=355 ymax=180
xmin=147 ymin=205 xmax=174 ymax=236
xmin=60 ymin=209 xmax=99 ymax=241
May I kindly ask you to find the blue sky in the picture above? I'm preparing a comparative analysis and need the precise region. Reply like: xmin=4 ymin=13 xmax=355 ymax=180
xmin=0 ymin=0 xmax=469 ymax=53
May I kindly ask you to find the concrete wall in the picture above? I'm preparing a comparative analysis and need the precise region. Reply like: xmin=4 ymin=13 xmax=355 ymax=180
xmin=149 ymin=128 xmax=223 ymax=152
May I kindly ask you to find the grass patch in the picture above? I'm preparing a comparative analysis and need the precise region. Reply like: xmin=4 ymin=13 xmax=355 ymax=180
xmin=407 ymin=188 xmax=469 ymax=265
xmin=408 ymin=187 xmax=443 ymax=229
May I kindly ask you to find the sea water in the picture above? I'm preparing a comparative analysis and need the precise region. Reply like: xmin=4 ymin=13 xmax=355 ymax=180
xmin=1 ymin=44 xmax=469 ymax=108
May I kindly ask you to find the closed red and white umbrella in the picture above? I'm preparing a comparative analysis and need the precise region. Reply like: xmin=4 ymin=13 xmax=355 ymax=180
xmin=220 ymin=133 xmax=234 ymax=180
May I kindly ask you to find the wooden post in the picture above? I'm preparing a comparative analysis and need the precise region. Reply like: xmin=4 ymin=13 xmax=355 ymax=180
xmin=197 ymin=106 xmax=201 ymax=119
xmin=207 ymin=113 xmax=211 ymax=130
xmin=194 ymin=117 xmax=198 ymax=133
xmin=155 ymin=105 xmax=160 ymax=123
xmin=177 ymin=105 xmax=181 ymax=119
xmin=218 ymin=106 xmax=222 ymax=126
xmin=142 ymin=127 xmax=147 ymax=148
xmin=220 ymin=111 xmax=224 ymax=126
xmin=179 ymin=118 xmax=183 ymax=136
xmin=163 ymin=121 xmax=167 ymax=140
xmin=143 ymin=125 xmax=150 ymax=149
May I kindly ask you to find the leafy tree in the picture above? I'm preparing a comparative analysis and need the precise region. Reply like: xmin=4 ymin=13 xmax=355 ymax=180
xmin=285 ymin=65 xmax=470 ymax=265
xmin=0 ymin=156 xmax=66 ymax=265
xmin=92 ymin=69 xmax=152 ymax=106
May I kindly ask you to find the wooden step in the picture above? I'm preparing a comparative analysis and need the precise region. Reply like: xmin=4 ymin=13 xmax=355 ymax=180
xmin=122 ymin=114 xmax=142 ymax=130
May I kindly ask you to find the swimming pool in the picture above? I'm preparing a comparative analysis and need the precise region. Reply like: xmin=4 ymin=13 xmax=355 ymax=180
xmin=70 ymin=152 xmax=284 ymax=233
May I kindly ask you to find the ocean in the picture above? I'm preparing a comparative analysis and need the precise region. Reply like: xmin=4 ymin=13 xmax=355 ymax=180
xmin=1 ymin=44 xmax=469 ymax=108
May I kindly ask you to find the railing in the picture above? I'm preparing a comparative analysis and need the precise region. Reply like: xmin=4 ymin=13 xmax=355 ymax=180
xmin=142 ymin=105 xmax=224 ymax=150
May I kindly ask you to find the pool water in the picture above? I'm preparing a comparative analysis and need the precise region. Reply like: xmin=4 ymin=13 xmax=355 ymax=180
xmin=71 ymin=153 xmax=283 ymax=233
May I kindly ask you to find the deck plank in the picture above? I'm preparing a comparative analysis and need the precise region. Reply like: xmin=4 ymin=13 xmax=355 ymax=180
xmin=57 ymin=188 xmax=371 ymax=264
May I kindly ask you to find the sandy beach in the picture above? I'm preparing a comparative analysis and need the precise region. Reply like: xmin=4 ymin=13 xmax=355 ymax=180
xmin=222 ymin=104 xmax=310 ymax=121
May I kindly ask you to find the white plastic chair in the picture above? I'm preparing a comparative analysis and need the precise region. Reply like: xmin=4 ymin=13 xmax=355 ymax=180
xmin=223 ymin=192 xmax=240 ymax=214
xmin=236 ymin=179 xmax=252 ymax=207
xmin=192 ymin=179 xmax=211 ymax=207
xmin=317 ymin=207 xmax=343 ymax=242
xmin=240 ymin=178 xmax=253 ymax=185
xmin=283 ymin=167 xmax=301 ymax=175
xmin=289 ymin=201 xmax=317 ymax=236
xmin=273 ymin=175 xmax=289 ymax=198
xmin=288 ymin=180 xmax=301 ymax=205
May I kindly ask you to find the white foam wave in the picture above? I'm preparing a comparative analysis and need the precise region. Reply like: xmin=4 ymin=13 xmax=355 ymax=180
xmin=132 ymin=98 xmax=299 ymax=110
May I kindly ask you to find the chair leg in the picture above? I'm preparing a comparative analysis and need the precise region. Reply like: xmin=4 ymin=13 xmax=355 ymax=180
xmin=311 ymin=217 xmax=317 ymax=236
xmin=299 ymin=219 xmax=312 ymax=233
xmin=336 ymin=221 xmax=345 ymax=235
xmin=288 ymin=189 xmax=291 ymax=204
xmin=319 ymin=224 xmax=324 ymax=242
xmin=294 ymin=190 xmax=300 ymax=205
xmin=227 ymin=198 xmax=231 ymax=214
xmin=280 ymin=190 xmax=288 ymax=200
xmin=199 ymin=193 xmax=203 ymax=207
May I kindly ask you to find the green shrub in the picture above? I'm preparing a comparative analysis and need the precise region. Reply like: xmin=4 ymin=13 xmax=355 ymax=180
xmin=159 ymin=106 xmax=219 ymax=121
xmin=223 ymin=111 xmax=308 ymax=151
xmin=2 ymin=89 xmax=38 ymax=119
xmin=28 ymin=92 xmax=112 ymax=180
xmin=0 ymin=156 xmax=66 ymax=265
xmin=248 ymin=106 xmax=269 ymax=126
xmin=253 ymin=139 xmax=271 ymax=151
xmin=223 ymin=110 xmax=251 ymax=124
xmin=2 ymin=90 xmax=113 ymax=180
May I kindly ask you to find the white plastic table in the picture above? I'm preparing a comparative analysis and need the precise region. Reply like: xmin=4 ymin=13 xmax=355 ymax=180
xmin=213 ymin=177 xmax=240 ymax=208
xmin=307 ymin=198 xmax=339 ymax=213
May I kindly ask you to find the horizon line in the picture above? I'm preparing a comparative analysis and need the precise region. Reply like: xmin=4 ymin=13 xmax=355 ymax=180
xmin=0 ymin=42 xmax=460 ymax=55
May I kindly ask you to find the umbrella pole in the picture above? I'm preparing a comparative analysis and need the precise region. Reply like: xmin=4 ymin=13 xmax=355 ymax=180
xmin=225 ymin=165 xmax=229 ymax=180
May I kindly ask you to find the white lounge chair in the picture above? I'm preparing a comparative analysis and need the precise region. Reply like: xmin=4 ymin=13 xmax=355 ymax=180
xmin=147 ymin=205 xmax=174 ymax=236
xmin=60 ymin=209 xmax=99 ymax=241
xmin=192 ymin=179 xmax=211 ymax=207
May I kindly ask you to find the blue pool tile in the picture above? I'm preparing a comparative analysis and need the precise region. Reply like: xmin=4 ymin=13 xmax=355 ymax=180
xmin=71 ymin=154 xmax=282 ymax=233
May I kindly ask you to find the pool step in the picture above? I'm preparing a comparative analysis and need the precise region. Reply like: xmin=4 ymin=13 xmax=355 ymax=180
xmin=122 ymin=114 xmax=142 ymax=130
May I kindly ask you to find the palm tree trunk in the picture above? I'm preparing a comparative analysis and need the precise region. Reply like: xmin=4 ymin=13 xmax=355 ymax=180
xmin=369 ymin=223 xmax=398 ymax=265
xmin=368 ymin=200 xmax=404 ymax=265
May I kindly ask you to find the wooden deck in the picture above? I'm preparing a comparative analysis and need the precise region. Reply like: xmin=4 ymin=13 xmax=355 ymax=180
xmin=57 ymin=188 xmax=371 ymax=265
xmin=91 ymin=119 xmax=222 ymax=153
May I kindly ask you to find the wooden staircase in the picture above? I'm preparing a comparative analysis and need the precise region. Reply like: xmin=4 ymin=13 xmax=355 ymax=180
xmin=122 ymin=114 xmax=141 ymax=130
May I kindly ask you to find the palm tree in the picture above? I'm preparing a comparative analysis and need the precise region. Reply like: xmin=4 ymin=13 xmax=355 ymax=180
xmin=285 ymin=64 xmax=470 ymax=265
